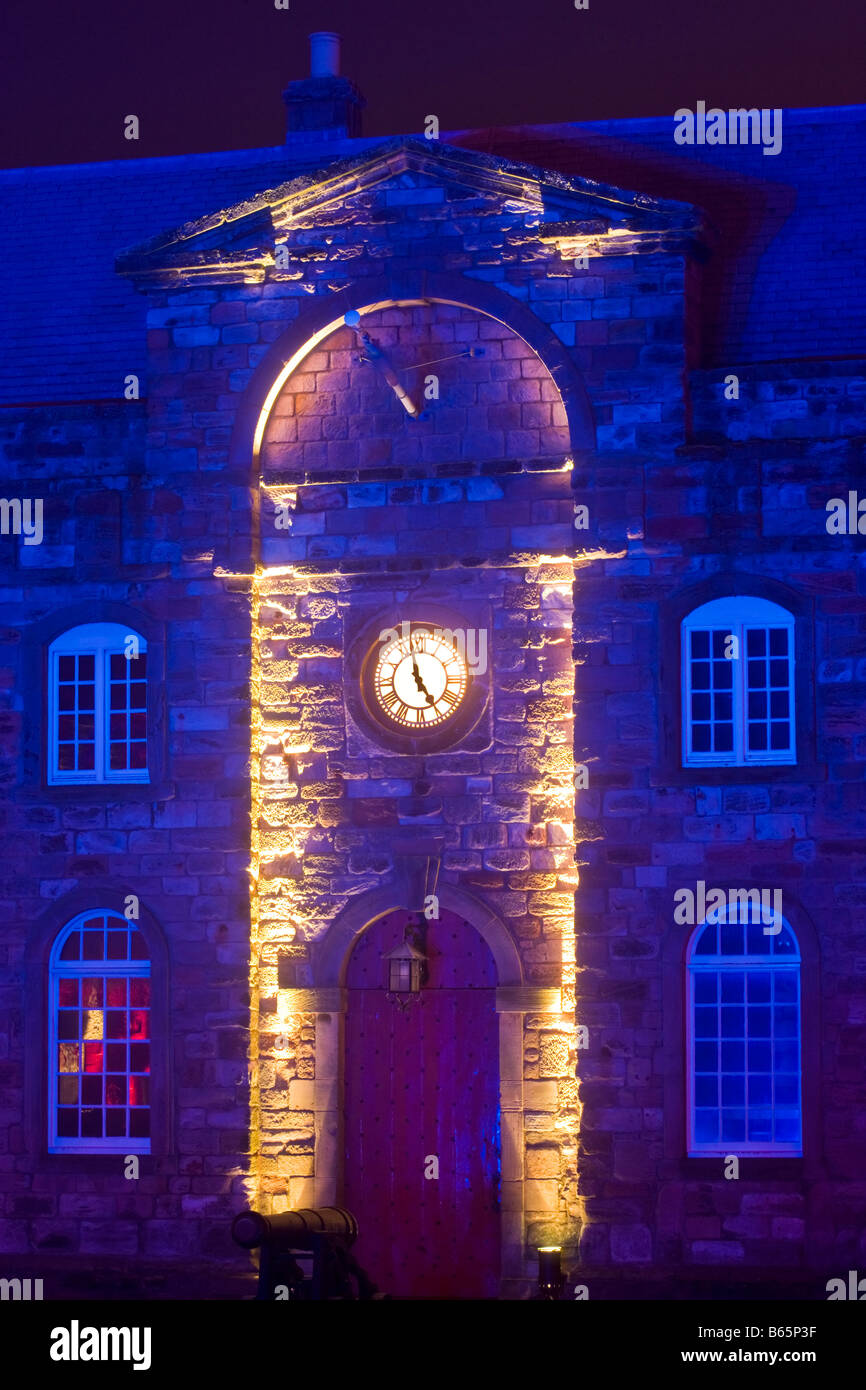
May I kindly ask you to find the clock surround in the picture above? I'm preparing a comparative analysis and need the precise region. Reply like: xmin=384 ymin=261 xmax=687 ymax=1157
xmin=371 ymin=622 xmax=468 ymax=731
xmin=346 ymin=605 xmax=491 ymax=755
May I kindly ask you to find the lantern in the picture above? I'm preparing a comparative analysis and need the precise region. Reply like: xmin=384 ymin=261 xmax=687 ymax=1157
xmin=382 ymin=922 xmax=427 ymax=1000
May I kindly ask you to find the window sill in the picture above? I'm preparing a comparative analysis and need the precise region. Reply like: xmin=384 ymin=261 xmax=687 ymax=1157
xmin=14 ymin=779 xmax=175 ymax=803
xmin=675 ymin=1156 xmax=811 ymax=1181
xmin=651 ymin=761 xmax=826 ymax=788
xmin=35 ymin=1151 xmax=169 ymax=1174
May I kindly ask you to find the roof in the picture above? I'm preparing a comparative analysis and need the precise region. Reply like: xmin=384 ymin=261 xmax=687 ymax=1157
xmin=1 ymin=107 xmax=863 ymax=405
xmin=114 ymin=136 xmax=701 ymax=288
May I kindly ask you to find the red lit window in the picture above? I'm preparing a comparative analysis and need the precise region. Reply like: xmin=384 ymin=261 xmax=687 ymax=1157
xmin=50 ymin=911 xmax=151 ymax=1153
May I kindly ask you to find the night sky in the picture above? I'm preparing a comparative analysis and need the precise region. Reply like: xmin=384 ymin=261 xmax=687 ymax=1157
xmin=2 ymin=0 xmax=865 ymax=169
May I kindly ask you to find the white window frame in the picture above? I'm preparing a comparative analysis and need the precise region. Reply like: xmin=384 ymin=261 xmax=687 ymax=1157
xmin=681 ymin=597 xmax=795 ymax=767
xmin=686 ymin=906 xmax=802 ymax=1157
xmin=49 ymin=910 xmax=152 ymax=1155
xmin=49 ymin=623 xmax=148 ymax=784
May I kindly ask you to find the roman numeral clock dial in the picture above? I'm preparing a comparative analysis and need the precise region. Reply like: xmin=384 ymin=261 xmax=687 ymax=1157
xmin=373 ymin=627 xmax=468 ymax=730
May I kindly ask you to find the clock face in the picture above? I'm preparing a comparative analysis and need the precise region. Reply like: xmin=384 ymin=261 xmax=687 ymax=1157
xmin=373 ymin=626 xmax=468 ymax=729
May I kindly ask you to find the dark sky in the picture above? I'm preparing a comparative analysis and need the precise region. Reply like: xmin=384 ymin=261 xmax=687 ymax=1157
xmin=3 ymin=0 xmax=864 ymax=168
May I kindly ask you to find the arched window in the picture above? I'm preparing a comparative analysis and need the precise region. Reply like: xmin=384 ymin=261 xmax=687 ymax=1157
xmin=49 ymin=623 xmax=148 ymax=783
xmin=49 ymin=911 xmax=151 ymax=1153
xmin=687 ymin=904 xmax=801 ymax=1155
xmin=681 ymin=597 xmax=795 ymax=767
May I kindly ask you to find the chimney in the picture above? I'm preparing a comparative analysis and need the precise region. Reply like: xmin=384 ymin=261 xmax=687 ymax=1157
xmin=282 ymin=32 xmax=365 ymax=140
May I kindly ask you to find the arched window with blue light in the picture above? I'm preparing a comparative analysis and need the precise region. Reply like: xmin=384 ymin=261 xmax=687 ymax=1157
xmin=687 ymin=905 xmax=801 ymax=1156
xmin=681 ymin=597 xmax=795 ymax=767
xmin=49 ymin=910 xmax=151 ymax=1153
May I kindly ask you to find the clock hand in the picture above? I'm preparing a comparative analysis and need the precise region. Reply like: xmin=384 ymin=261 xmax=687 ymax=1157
xmin=353 ymin=329 xmax=422 ymax=419
xmin=411 ymin=658 xmax=436 ymax=706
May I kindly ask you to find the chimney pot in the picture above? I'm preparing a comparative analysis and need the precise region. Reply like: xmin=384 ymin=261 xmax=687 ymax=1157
xmin=310 ymin=32 xmax=340 ymax=79
xmin=282 ymin=32 xmax=364 ymax=140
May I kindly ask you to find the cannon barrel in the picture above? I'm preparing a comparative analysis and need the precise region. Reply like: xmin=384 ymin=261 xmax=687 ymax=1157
xmin=232 ymin=1206 xmax=358 ymax=1252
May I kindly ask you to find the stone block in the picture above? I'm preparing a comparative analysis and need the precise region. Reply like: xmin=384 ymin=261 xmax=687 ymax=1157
xmin=610 ymin=1223 xmax=652 ymax=1263
xmin=524 ymin=1180 xmax=558 ymax=1212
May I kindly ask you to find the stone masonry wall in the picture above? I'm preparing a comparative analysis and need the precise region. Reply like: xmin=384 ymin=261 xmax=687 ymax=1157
xmin=0 ymin=402 xmax=255 ymax=1268
xmin=573 ymin=362 xmax=866 ymax=1277
xmin=251 ymin=304 xmax=578 ymax=1247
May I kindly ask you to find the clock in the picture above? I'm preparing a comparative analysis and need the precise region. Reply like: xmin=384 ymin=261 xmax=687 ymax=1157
xmin=372 ymin=625 xmax=468 ymax=730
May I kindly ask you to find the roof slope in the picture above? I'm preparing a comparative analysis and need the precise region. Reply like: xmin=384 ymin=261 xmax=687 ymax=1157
xmin=1 ymin=108 xmax=863 ymax=405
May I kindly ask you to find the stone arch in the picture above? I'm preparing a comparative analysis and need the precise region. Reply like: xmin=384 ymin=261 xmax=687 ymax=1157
xmin=313 ymin=880 xmax=523 ymax=988
xmin=229 ymin=268 xmax=596 ymax=489
xmin=309 ymin=881 xmax=535 ymax=1290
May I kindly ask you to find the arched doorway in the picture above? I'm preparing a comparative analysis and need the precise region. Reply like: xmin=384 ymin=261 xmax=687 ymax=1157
xmin=343 ymin=908 xmax=501 ymax=1299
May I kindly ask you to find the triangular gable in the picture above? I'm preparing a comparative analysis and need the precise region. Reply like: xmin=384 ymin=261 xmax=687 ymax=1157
xmin=116 ymin=135 xmax=702 ymax=286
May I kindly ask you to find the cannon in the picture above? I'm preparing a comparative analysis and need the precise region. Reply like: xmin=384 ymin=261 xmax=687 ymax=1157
xmin=232 ymin=1207 xmax=387 ymax=1300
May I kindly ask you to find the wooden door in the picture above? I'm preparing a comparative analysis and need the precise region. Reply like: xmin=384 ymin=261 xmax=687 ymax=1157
xmin=343 ymin=908 xmax=500 ymax=1298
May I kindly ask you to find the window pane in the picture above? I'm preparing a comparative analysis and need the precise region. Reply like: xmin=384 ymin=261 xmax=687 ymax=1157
xmin=57 ymin=1110 xmax=78 ymax=1137
xmin=691 ymin=725 xmax=711 ymax=753
xmin=695 ymin=1076 xmax=718 ymax=1105
xmin=130 ymin=978 xmax=151 ymax=1007
xmin=694 ymin=1110 xmax=718 ymax=1143
xmin=129 ymin=1110 xmax=150 ymax=1138
xmin=58 ymin=978 xmax=78 ymax=1006
xmin=58 ymin=1077 xmax=78 ymax=1105
xmin=721 ymin=1110 xmax=746 ymax=1142
xmin=59 ymin=931 xmax=81 ymax=961
xmin=694 ymin=974 xmax=717 ymax=1004
xmin=748 ymin=972 xmax=771 ymax=1003
xmin=721 ymin=1075 xmax=745 ymax=1105
xmin=748 ymin=1113 xmax=772 ymax=1142
xmin=106 ymin=978 xmax=127 ymax=1006
xmin=81 ymin=1109 xmax=102 ymax=1138
xmin=82 ymin=931 xmax=103 ymax=960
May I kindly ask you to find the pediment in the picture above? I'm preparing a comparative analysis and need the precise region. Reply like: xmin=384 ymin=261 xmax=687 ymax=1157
xmin=116 ymin=136 xmax=701 ymax=287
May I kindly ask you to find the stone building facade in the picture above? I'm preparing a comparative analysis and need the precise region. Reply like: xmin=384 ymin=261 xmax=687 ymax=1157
xmin=0 ymin=45 xmax=864 ymax=1296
